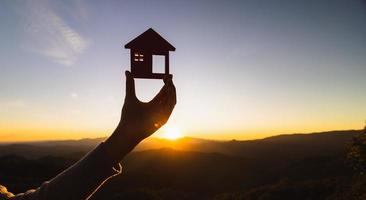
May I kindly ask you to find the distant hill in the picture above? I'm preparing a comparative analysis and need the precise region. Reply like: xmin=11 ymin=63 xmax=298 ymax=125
xmin=0 ymin=129 xmax=363 ymax=199
xmin=0 ymin=130 xmax=361 ymax=159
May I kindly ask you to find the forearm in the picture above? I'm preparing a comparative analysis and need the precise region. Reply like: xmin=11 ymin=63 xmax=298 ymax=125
xmin=4 ymin=70 xmax=175 ymax=200
xmin=9 ymin=127 xmax=137 ymax=200
xmin=104 ymin=123 xmax=141 ymax=163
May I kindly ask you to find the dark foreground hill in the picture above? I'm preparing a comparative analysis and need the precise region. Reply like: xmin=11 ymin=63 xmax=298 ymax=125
xmin=0 ymin=130 xmax=364 ymax=199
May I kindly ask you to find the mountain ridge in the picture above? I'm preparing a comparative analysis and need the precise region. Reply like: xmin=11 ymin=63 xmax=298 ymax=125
xmin=0 ymin=129 xmax=361 ymax=159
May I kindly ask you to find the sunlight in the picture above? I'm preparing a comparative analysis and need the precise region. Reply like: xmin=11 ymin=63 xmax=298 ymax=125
xmin=160 ymin=125 xmax=183 ymax=140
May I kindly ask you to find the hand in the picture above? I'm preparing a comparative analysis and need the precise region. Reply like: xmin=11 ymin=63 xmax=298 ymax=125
xmin=105 ymin=71 xmax=176 ymax=160
xmin=119 ymin=71 xmax=177 ymax=142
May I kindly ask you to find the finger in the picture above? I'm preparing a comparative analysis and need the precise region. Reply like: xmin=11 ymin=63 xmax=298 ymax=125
xmin=150 ymin=84 xmax=169 ymax=106
xmin=160 ymin=83 xmax=176 ymax=116
xmin=166 ymin=87 xmax=176 ymax=115
xmin=125 ymin=71 xmax=136 ymax=100
xmin=163 ymin=78 xmax=176 ymax=107
xmin=151 ymin=87 xmax=175 ymax=127
xmin=151 ymin=74 xmax=172 ymax=105
xmin=161 ymin=75 xmax=174 ymax=100
xmin=163 ymin=74 xmax=173 ymax=84
xmin=168 ymin=79 xmax=177 ymax=106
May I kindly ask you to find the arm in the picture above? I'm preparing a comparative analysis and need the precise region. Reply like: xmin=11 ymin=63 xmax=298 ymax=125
xmin=5 ymin=71 xmax=176 ymax=200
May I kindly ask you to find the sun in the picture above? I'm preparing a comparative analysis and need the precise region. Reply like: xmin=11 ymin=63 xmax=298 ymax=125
xmin=160 ymin=125 xmax=183 ymax=140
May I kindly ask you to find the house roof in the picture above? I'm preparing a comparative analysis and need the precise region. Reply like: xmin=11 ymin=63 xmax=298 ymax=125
xmin=124 ymin=28 xmax=175 ymax=51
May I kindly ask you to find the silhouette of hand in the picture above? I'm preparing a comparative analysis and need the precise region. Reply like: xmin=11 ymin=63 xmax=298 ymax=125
xmin=119 ymin=71 xmax=176 ymax=143
xmin=105 ymin=71 xmax=176 ymax=160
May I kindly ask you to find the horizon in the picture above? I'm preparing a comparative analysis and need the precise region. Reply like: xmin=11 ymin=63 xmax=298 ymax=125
xmin=0 ymin=128 xmax=362 ymax=144
xmin=1 ymin=0 xmax=366 ymax=142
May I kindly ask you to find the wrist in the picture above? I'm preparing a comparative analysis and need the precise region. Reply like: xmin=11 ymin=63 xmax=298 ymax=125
xmin=115 ymin=122 xmax=141 ymax=145
xmin=104 ymin=124 xmax=140 ymax=163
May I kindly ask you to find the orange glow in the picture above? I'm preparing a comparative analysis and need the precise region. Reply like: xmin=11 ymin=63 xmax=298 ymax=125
xmin=158 ymin=125 xmax=183 ymax=140
xmin=0 ymin=127 xmax=109 ymax=142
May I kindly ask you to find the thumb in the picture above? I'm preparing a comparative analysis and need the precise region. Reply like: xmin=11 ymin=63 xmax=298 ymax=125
xmin=125 ymin=71 xmax=136 ymax=100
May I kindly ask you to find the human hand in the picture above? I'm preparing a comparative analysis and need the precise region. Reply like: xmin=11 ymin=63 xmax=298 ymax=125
xmin=105 ymin=71 xmax=176 ymax=160
xmin=105 ymin=71 xmax=176 ymax=157
xmin=118 ymin=71 xmax=176 ymax=143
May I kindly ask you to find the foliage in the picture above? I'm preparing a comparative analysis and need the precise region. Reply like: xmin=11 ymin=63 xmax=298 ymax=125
xmin=348 ymin=126 xmax=366 ymax=176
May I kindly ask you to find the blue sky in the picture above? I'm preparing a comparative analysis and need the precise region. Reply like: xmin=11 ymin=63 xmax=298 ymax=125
xmin=0 ymin=0 xmax=366 ymax=141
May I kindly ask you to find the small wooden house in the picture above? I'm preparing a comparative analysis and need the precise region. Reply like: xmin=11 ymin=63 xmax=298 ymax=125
xmin=124 ymin=28 xmax=175 ymax=79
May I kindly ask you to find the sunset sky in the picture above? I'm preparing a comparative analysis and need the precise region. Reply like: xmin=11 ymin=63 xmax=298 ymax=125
xmin=1 ymin=0 xmax=366 ymax=142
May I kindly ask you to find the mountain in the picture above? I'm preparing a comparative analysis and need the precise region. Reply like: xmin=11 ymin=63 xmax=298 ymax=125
xmin=0 ymin=129 xmax=363 ymax=199
xmin=0 ymin=130 xmax=361 ymax=159
xmin=0 ymin=138 xmax=104 ymax=159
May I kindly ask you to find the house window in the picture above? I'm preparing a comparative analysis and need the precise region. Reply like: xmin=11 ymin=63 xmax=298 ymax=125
xmin=134 ymin=53 xmax=144 ymax=62
xmin=153 ymin=55 xmax=165 ymax=73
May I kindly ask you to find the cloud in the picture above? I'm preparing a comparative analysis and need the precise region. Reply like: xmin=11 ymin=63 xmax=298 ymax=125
xmin=23 ymin=0 xmax=90 ymax=66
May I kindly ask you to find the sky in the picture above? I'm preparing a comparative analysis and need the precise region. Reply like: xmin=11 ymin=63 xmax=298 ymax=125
xmin=0 ymin=0 xmax=365 ymax=142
